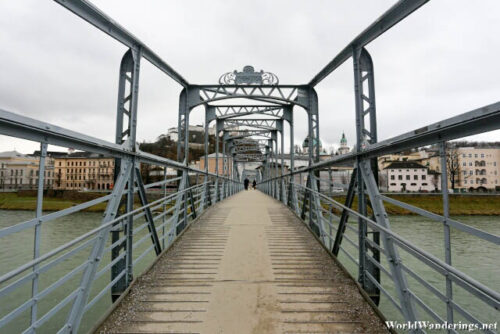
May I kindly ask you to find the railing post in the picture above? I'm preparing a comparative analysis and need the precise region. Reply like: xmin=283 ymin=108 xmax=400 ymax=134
xmin=162 ymin=167 xmax=167 ymax=249
xmin=30 ymin=141 xmax=47 ymax=327
xmin=215 ymin=120 xmax=222 ymax=202
xmin=66 ymin=161 xmax=133 ymax=333
xmin=360 ymin=161 xmax=419 ymax=326
xmin=440 ymin=141 xmax=454 ymax=330
xmin=287 ymin=110 xmax=299 ymax=214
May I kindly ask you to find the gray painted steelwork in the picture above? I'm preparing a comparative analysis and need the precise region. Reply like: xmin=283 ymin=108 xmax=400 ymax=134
xmin=1 ymin=1 xmax=499 ymax=333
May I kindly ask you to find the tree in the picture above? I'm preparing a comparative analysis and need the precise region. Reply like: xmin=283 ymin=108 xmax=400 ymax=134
xmin=446 ymin=146 xmax=461 ymax=190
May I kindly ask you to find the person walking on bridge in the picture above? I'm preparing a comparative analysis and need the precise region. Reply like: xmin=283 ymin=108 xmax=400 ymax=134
xmin=252 ymin=180 xmax=256 ymax=189
xmin=244 ymin=178 xmax=249 ymax=190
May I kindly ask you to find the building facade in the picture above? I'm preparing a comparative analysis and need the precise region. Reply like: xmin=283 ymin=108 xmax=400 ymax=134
xmin=0 ymin=151 xmax=55 ymax=190
xmin=53 ymin=152 xmax=114 ymax=191
xmin=198 ymin=153 xmax=232 ymax=175
xmin=384 ymin=161 xmax=440 ymax=192
xmin=456 ymin=147 xmax=500 ymax=191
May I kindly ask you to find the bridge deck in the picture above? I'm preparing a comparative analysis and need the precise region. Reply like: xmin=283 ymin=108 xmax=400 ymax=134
xmin=97 ymin=190 xmax=388 ymax=334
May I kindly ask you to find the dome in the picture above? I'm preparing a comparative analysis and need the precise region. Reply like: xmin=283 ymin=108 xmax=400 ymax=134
xmin=302 ymin=136 xmax=322 ymax=148
xmin=340 ymin=132 xmax=347 ymax=145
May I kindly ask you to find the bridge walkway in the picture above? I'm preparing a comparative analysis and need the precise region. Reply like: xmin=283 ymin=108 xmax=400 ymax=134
xmin=96 ymin=190 xmax=388 ymax=334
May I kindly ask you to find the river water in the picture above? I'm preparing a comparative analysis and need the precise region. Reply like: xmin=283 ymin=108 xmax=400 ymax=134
xmin=0 ymin=210 xmax=498 ymax=333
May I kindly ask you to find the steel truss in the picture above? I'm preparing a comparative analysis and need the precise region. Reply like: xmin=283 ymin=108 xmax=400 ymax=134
xmin=1 ymin=1 xmax=498 ymax=333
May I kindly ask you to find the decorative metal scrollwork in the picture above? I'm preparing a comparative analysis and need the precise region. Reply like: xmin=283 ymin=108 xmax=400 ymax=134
xmin=219 ymin=65 xmax=279 ymax=85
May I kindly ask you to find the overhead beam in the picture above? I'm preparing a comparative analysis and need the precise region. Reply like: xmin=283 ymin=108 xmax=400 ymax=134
xmin=53 ymin=0 xmax=189 ymax=87
xmin=309 ymin=0 xmax=429 ymax=87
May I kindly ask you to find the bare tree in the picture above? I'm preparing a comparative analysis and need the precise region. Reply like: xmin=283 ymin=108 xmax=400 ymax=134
xmin=446 ymin=146 xmax=461 ymax=190
xmin=431 ymin=173 xmax=439 ymax=192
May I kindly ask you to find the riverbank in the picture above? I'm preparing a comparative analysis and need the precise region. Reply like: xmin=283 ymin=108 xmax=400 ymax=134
xmin=1 ymin=192 xmax=499 ymax=215
xmin=331 ymin=194 xmax=500 ymax=215
xmin=0 ymin=192 xmax=107 ymax=212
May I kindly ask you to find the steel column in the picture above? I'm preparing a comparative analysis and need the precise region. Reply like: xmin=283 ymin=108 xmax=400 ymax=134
xmin=30 ymin=141 xmax=47 ymax=326
xmin=440 ymin=141 xmax=454 ymax=330
xmin=111 ymin=47 xmax=142 ymax=302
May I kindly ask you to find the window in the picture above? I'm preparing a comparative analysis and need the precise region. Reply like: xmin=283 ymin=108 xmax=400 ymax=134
xmin=422 ymin=175 xmax=426 ymax=180
xmin=463 ymin=162 xmax=466 ymax=166
xmin=469 ymin=170 xmax=473 ymax=175
xmin=462 ymin=154 xmax=466 ymax=158
xmin=470 ymin=180 xmax=474 ymax=184
xmin=481 ymin=154 xmax=484 ymax=158
xmin=398 ymin=175 xmax=402 ymax=180
xmin=390 ymin=183 xmax=396 ymax=186
xmin=469 ymin=162 xmax=472 ymax=166
xmin=411 ymin=183 xmax=416 ymax=186
xmin=406 ymin=175 xmax=410 ymax=180
xmin=469 ymin=154 xmax=472 ymax=158
xmin=422 ymin=183 xmax=428 ymax=186
xmin=464 ymin=180 xmax=467 ymax=184
xmin=463 ymin=171 xmax=467 ymax=176
xmin=475 ymin=154 xmax=478 ymax=158
xmin=414 ymin=175 xmax=418 ymax=180
xmin=390 ymin=175 xmax=395 ymax=180
xmin=59 ymin=162 xmax=61 ymax=166
xmin=494 ymin=162 xmax=497 ymax=166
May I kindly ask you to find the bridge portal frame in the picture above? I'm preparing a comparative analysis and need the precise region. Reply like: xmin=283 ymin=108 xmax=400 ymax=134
xmin=1 ymin=1 xmax=499 ymax=334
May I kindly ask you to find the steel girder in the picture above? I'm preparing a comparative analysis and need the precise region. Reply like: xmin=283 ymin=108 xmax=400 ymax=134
xmin=215 ymin=105 xmax=284 ymax=120
xmin=54 ymin=0 xmax=189 ymax=87
xmin=223 ymin=119 xmax=278 ymax=131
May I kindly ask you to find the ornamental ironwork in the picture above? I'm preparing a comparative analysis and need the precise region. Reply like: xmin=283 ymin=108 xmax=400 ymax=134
xmin=219 ymin=65 xmax=279 ymax=85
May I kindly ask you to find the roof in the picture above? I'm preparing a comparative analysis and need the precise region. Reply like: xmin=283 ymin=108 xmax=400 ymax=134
xmin=302 ymin=136 xmax=322 ymax=148
xmin=0 ymin=150 xmax=27 ymax=158
xmin=340 ymin=132 xmax=347 ymax=145
xmin=384 ymin=161 xmax=427 ymax=169
xmin=55 ymin=152 xmax=112 ymax=159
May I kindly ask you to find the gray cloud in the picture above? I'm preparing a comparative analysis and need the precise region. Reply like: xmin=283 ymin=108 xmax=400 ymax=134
xmin=0 ymin=0 xmax=498 ymax=154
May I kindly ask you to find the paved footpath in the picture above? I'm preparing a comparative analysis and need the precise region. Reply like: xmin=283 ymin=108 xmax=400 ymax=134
xmin=97 ymin=190 xmax=388 ymax=334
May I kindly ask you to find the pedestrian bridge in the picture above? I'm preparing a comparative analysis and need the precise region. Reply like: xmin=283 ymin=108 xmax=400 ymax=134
xmin=96 ymin=190 xmax=387 ymax=334
xmin=0 ymin=0 xmax=499 ymax=333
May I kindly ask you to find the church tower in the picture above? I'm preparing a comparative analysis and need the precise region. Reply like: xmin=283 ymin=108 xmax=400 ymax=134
xmin=338 ymin=132 xmax=350 ymax=155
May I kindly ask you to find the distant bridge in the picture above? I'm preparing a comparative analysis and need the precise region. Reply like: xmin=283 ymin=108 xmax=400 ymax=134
xmin=0 ymin=0 xmax=499 ymax=333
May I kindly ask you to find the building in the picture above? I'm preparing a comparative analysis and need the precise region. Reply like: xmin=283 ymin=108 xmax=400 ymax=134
xmin=456 ymin=147 xmax=500 ymax=191
xmin=0 ymin=151 xmax=55 ymax=190
xmin=384 ymin=161 xmax=440 ymax=192
xmin=378 ymin=146 xmax=500 ymax=191
xmin=378 ymin=150 xmax=434 ymax=170
xmin=164 ymin=124 xmax=216 ymax=149
xmin=198 ymin=153 xmax=232 ymax=174
xmin=337 ymin=132 xmax=350 ymax=155
xmin=53 ymin=152 xmax=114 ymax=191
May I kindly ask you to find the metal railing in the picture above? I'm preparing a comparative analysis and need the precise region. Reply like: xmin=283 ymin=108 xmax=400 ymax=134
xmin=0 ymin=109 xmax=242 ymax=334
xmin=257 ymin=105 xmax=500 ymax=334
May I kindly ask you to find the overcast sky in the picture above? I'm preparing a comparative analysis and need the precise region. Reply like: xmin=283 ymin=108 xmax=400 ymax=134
xmin=0 ymin=0 xmax=499 ymax=155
